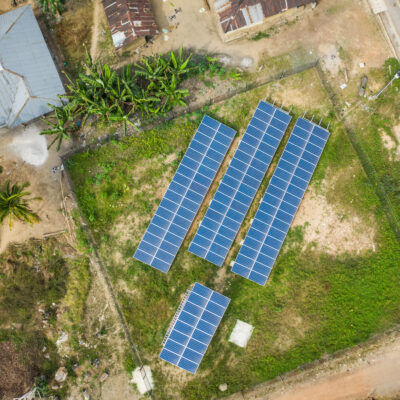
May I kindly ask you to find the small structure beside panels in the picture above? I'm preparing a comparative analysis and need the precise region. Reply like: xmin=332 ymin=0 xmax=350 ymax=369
xmin=229 ymin=320 xmax=254 ymax=348
xmin=160 ymin=283 xmax=230 ymax=374
xmin=232 ymin=118 xmax=330 ymax=286
xmin=134 ymin=116 xmax=236 ymax=273
xmin=189 ymin=101 xmax=291 ymax=267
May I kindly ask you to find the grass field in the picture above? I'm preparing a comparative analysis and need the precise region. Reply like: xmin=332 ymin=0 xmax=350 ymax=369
xmin=67 ymin=65 xmax=400 ymax=399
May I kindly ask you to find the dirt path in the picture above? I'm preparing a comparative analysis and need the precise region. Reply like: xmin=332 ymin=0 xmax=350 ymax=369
xmin=226 ymin=329 xmax=400 ymax=400
xmin=90 ymin=0 xmax=102 ymax=61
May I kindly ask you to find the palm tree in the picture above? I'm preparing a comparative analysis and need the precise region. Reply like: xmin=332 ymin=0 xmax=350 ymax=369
xmin=0 ymin=181 xmax=41 ymax=229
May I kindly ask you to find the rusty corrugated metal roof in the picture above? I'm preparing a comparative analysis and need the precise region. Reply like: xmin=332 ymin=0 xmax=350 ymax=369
xmin=214 ymin=0 xmax=314 ymax=33
xmin=102 ymin=0 xmax=159 ymax=49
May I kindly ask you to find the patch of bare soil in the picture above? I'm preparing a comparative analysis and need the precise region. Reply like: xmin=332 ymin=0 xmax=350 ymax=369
xmin=293 ymin=188 xmax=375 ymax=255
xmin=0 ymin=342 xmax=37 ymax=400
xmin=274 ymin=315 xmax=307 ymax=352
xmin=213 ymin=265 xmax=231 ymax=292
xmin=264 ymin=68 xmax=331 ymax=111
xmin=0 ymin=0 xmax=12 ymax=13
xmin=100 ymin=373 xmax=140 ymax=400
xmin=0 ymin=0 xmax=32 ymax=14
xmin=394 ymin=123 xmax=400 ymax=142
xmin=381 ymin=129 xmax=400 ymax=161
xmin=113 ymin=0 xmax=390 ymax=79
xmin=90 ymin=0 xmax=106 ymax=61
xmin=319 ymin=43 xmax=342 ymax=76
xmin=0 ymin=123 xmax=71 ymax=253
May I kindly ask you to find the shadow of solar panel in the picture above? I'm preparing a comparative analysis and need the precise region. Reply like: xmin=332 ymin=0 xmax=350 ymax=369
xmin=189 ymin=101 xmax=291 ymax=267
xmin=232 ymin=118 xmax=330 ymax=286
xmin=159 ymin=282 xmax=230 ymax=374
xmin=133 ymin=116 xmax=236 ymax=273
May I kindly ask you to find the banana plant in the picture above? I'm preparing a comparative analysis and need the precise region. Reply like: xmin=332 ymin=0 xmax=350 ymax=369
xmin=36 ymin=0 xmax=65 ymax=15
xmin=168 ymin=47 xmax=193 ymax=77
xmin=40 ymin=104 xmax=76 ymax=150
xmin=159 ymin=74 xmax=189 ymax=113
xmin=134 ymin=55 xmax=168 ymax=84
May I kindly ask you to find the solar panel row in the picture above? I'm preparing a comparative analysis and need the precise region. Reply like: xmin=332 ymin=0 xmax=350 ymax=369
xmin=134 ymin=116 xmax=236 ymax=273
xmin=160 ymin=283 xmax=230 ymax=374
xmin=232 ymin=118 xmax=330 ymax=286
xmin=189 ymin=101 xmax=291 ymax=267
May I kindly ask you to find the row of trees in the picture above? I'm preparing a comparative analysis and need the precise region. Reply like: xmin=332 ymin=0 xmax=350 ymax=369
xmin=41 ymin=49 xmax=197 ymax=150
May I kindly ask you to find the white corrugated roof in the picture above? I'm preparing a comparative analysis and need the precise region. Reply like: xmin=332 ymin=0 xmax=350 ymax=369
xmin=0 ymin=5 xmax=65 ymax=128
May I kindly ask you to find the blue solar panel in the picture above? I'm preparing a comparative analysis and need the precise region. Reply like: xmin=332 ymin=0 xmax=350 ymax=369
xmin=189 ymin=101 xmax=291 ymax=267
xmin=232 ymin=118 xmax=330 ymax=286
xmin=159 ymin=282 xmax=230 ymax=374
xmin=134 ymin=116 xmax=236 ymax=273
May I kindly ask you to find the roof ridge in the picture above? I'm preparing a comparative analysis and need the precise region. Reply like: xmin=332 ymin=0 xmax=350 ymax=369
xmin=0 ymin=5 xmax=29 ymax=40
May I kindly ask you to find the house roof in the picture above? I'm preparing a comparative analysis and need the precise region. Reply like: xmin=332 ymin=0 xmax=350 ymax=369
xmin=214 ymin=0 xmax=314 ymax=33
xmin=0 ymin=5 xmax=65 ymax=128
xmin=102 ymin=0 xmax=159 ymax=49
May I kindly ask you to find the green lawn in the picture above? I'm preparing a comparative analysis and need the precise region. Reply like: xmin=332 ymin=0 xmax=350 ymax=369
xmin=67 ymin=66 xmax=400 ymax=399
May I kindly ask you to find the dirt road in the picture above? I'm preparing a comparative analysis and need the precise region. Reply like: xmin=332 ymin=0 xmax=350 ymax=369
xmin=226 ymin=329 xmax=400 ymax=400
xmin=90 ymin=0 xmax=102 ymax=61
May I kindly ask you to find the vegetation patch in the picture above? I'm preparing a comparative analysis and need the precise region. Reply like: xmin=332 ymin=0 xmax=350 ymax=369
xmin=50 ymin=0 xmax=94 ymax=76
xmin=0 ymin=238 xmax=91 ymax=398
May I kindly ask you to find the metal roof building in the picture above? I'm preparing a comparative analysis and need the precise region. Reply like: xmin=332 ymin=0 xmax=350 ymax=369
xmin=102 ymin=0 xmax=159 ymax=49
xmin=214 ymin=0 xmax=314 ymax=33
xmin=0 ymin=5 xmax=65 ymax=129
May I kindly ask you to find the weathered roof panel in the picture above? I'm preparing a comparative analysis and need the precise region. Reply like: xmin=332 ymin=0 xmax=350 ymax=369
xmin=102 ymin=0 xmax=159 ymax=49
xmin=214 ymin=0 xmax=314 ymax=33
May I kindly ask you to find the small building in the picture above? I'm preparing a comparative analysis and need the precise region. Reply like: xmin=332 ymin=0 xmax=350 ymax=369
xmin=0 ymin=5 xmax=65 ymax=129
xmin=212 ymin=0 xmax=315 ymax=40
xmin=102 ymin=0 xmax=159 ymax=50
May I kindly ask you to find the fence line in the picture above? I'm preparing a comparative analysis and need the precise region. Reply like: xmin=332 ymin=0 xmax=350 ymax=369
xmin=58 ymin=61 xmax=318 ymax=399
xmin=315 ymin=62 xmax=400 ymax=242
xmin=60 ymin=169 xmax=155 ymax=398
xmin=60 ymin=60 xmax=318 ymax=160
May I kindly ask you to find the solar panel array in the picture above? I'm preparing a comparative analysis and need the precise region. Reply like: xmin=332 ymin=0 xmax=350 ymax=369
xmin=160 ymin=282 xmax=230 ymax=374
xmin=188 ymin=101 xmax=291 ymax=267
xmin=134 ymin=116 xmax=236 ymax=273
xmin=232 ymin=118 xmax=330 ymax=286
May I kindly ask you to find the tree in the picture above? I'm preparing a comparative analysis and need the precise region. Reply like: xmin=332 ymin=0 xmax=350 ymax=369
xmin=0 ymin=181 xmax=41 ymax=229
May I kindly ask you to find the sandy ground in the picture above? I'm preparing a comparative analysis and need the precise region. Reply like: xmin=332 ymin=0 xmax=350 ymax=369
xmin=225 ymin=329 xmax=400 ymax=400
xmin=110 ymin=0 xmax=391 ymax=76
xmin=0 ymin=0 xmax=34 ymax=14
xmin=0 ymin=123 xmax=69 ymax=253
xmin=381 ymin=123 xmax=400 ymax=161
xmin=293 ymin=188 xmax=375 ymax=254
xmin=90 ymin=0 xmax=103 ymax=61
